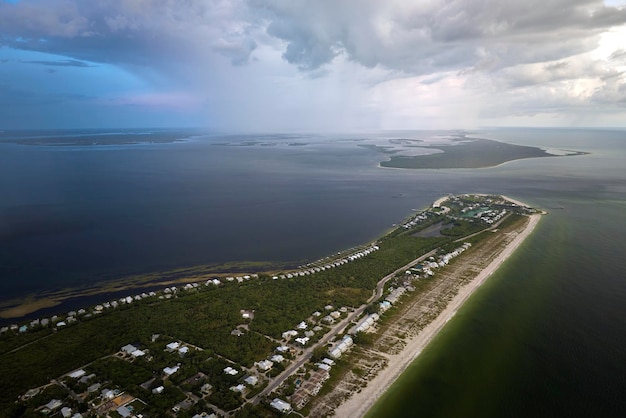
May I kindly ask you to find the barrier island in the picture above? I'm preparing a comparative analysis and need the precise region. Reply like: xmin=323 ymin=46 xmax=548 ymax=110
xmin=0 ymin=195 xmax=542 ymax=418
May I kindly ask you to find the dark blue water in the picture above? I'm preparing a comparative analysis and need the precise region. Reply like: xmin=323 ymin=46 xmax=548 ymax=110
xmin=1 ymin=128 xmax=625 ymax=415
xmin=0 ymin=129 xmax=623 ymax=300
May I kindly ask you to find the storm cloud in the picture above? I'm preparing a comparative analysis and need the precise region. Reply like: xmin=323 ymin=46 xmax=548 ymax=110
xmin=0 ymin=0 xmax=625 ymax=129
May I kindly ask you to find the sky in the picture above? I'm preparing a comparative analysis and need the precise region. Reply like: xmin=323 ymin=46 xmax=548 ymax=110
xmin=1 ymin=0 xmax=626 ymax=131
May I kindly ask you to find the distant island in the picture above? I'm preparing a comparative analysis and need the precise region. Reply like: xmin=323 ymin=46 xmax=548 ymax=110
xmin=0 ymin=195 xmax=542 ymax=418
xmin=0 ymin=129 xmax=197 ymax=146
xmin=379 ymin=137 xmax=588 ymax=169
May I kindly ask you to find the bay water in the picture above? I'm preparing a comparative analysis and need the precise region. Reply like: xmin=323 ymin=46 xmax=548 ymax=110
xmin=0 ymin=128 xmax=625 ymax=415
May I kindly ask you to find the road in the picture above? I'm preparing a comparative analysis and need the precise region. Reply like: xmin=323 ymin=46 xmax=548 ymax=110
xmin=250 ymin=247 xmax=438 ymax=405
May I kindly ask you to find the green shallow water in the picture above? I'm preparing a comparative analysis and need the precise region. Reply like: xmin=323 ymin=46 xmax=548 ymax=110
xmin=367 ymin=198 xmax=626 ymax=417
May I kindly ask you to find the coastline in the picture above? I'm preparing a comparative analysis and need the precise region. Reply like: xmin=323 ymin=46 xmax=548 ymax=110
xmin=334 ymin=212 xmax=542 ymax=418
xmin=0 ymin=261 xmax=285 ymax=321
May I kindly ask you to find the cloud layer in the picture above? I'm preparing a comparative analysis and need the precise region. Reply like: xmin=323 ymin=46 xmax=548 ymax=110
xmin=1 ymin=0 xmax=625 ymax=129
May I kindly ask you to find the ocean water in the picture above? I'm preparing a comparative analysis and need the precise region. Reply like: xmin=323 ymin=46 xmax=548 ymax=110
xmin=366 ymin=129 xmax=626 ymax=417
xmin=1 ymin=128 xmax=625 ymax=415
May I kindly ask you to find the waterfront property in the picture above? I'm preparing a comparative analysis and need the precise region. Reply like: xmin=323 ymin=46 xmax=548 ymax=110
xmin=0 ymin=195 xmax=539 ymax=417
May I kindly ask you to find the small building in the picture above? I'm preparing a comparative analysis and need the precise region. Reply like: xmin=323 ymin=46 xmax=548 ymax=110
xmin=317 ymin=363 xmax=331 ymax=371
xmin=282 ymin=330 xmax=298 ymax=339
xmin=230 ymin=384 xmax=246 ymax=393
xmin=152 ymin=386 xmax=165 ymax=394
xmin=294 ymin=337 xmax=310 ymax=345
xmin=270 ymin=398 xmax=292 ymax=413
xmin=45 ymin=399 xmax=62 ymax=411
xmin=101 ymin=389 xmax=115 ymax=400
xmin=163 ymin=366 xmax=180 ymax=376
xmin=121 ymin=343 xmax=138 ymax=354
xmin=271 ymin=355 xmax=285 ymax=363
xmin=68 ymin=369 xmax=86 ymax=379
xmin=131 ymin=349 xmax=146 ymax=357
xmin=329 ymin=347 xmax=342 ymax=359
xmin=255 ymin=360 xmax=273 ymax=371
xmin=224 ymin=366 xmax=238 ymax=375
xmin=87 ymin=383 xmax=101 ymax=393
xmin=79 ymin=373 xmax=95 ymax=384
xmin=117 ymin=406 xmax=132 ymax=418
xmin=244 ymin=375 xmax=258 ymax=386
xmin=166 ymin=341 xmax=180 ymax=351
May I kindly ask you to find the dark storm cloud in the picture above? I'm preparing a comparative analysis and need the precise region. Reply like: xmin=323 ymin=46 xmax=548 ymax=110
xmin=0 ymin=0 xmax=258 ymax=69
xmin=0 ymin=0 xmax=625 ymax=128
xmin=1 ymin=0 xmax=624 ymax=77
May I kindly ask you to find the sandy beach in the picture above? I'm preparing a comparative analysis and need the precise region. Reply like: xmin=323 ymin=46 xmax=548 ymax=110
xmin=334 ymin=213 xmax=541 ymax=418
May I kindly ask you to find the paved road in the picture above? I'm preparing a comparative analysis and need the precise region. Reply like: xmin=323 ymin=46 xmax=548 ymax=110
xmin=250 ymin=247 xmax=439 ymax=405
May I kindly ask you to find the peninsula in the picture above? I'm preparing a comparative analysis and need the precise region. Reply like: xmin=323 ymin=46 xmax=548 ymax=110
xmin=0 ymin=195 xmax=542 ymax=418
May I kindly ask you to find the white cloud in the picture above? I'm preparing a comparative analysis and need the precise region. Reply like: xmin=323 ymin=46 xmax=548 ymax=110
xmin=0 ymin=0 xmax=625 ymax=129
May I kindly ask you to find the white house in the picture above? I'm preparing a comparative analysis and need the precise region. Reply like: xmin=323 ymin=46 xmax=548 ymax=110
xmin=244 ymin=375 xmax=259 ymax=385
xmin=45 ymin=399 xmax=62 ymax=411
xmin=131 ymin=349 xmax=146 ymax=357
xmin=163 ymin=366 xmax=179 ymax=376
xmin=166 ymin=342 xmax=180 ymax=351
xmin=255 ymin=360 xmax=273 ymax=371
xmin=295 ymin=337 xmax=310 ymax=345
xmin=68 ymin=369 xmax=86 ymax=379
xmin=224 ymin=367 xmax=238 ymax=375
xmin=270 ymin=398 xmax=292 ymax=413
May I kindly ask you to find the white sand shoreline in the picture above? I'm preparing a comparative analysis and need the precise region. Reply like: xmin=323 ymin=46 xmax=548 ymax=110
xmin=334 ymin=212 xmax=542 ymax=418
